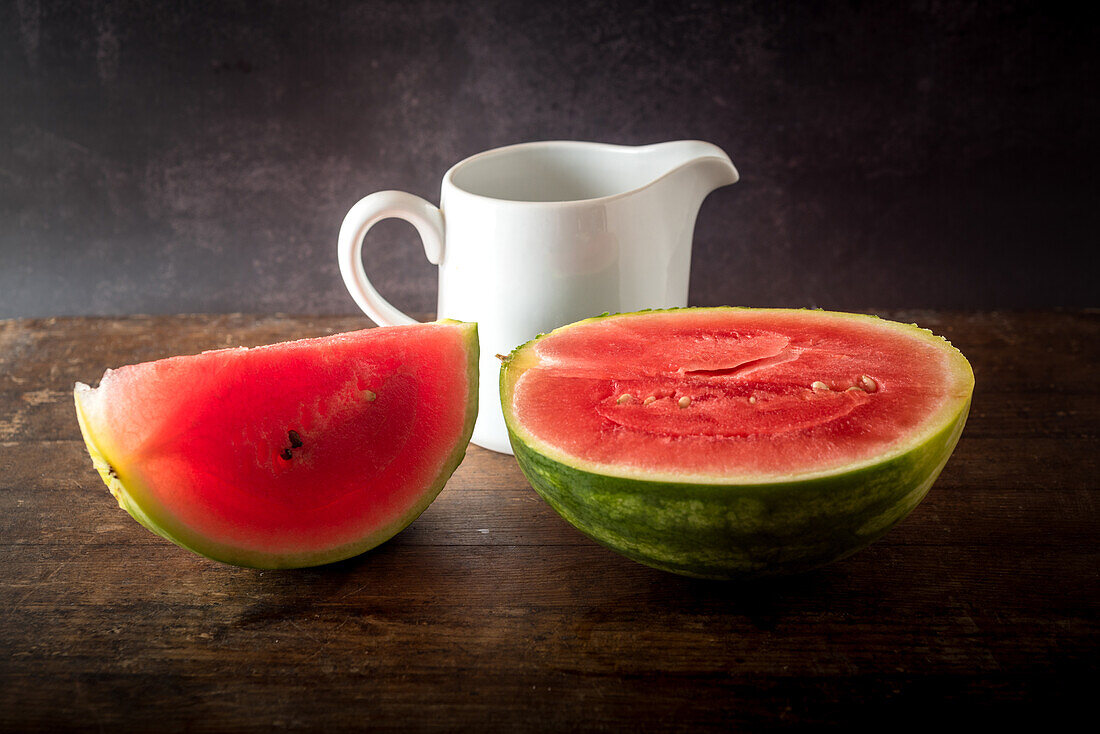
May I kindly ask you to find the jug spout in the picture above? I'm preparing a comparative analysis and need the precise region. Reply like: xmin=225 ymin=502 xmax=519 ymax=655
xmin=641 ymin=140 xmax=739 ymax=194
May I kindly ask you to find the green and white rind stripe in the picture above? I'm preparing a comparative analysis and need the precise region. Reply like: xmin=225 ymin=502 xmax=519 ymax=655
xmin=508 ymin=399 xmax=968 ymax=579
xmin=501 ymin=307 xmax=974 ymax=579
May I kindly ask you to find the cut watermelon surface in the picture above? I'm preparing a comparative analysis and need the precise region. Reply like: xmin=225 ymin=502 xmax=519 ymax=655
xmin=75 ymin=321 xmax=478 ymax=569
xmin=501 ymin=308 xmax=973 ymax=578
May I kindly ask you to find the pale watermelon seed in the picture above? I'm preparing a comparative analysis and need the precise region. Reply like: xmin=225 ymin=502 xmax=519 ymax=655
xmin=678 ymin=396 xmax=691 ymax=409
xmin=811 ymin=381 xmax=830 ymax=392
xmin=643 ymin=396 xmax=656 ymax=405
xmin=617 ymin=394 xmax=633 ymax=404
xmin=364 ymin=390 xmax=377 ymax=402
xmin=860 ymin=375 xmax=878 ymax=392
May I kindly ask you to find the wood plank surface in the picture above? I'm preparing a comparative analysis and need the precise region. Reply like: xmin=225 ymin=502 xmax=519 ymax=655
xmin=1 ymin=311 xmax=1097 ymax=731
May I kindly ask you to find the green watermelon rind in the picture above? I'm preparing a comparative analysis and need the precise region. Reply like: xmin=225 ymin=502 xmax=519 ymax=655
xmin=75 ymin=320 xmax=479 ymax=570
xmin=500 ymin=307 xmax=974 ymax=579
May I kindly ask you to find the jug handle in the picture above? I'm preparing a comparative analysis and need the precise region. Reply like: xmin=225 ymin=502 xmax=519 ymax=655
xmin=337 ymin=191 xmax=444 ymax=326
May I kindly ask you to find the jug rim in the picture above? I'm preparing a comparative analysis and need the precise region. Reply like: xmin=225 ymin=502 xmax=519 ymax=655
xmin=442 ymin=139 xmax=735 ymax=207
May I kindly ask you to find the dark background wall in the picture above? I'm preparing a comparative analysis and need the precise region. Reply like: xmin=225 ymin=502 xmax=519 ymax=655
xmin=1 ymin=0 xmax=1096 ymax=318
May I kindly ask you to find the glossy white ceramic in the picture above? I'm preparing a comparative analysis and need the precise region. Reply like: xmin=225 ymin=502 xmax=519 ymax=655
xmin=338 ymin=140 xmax=738 ymax=453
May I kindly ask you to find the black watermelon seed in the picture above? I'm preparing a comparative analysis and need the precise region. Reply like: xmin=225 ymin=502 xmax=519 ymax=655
xmin=288 ymin=430 xmax=303 ymax=448
xmin=280 ymin=448 xmax=293 ymax=461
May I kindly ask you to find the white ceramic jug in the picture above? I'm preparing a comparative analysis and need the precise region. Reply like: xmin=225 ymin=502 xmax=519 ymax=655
xmin=338 ymin=140 xmax=738 ymax=454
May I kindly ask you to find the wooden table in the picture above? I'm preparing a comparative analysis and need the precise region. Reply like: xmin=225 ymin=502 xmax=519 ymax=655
xmin=1 ymin=312 xmax=1096 ymax=730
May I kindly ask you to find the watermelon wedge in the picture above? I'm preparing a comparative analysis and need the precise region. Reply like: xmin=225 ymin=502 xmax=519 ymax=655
xmin=75 ymin=321 xmax=478 ymax=569
xmin=500 ymin=308 xmax=973 ymax=579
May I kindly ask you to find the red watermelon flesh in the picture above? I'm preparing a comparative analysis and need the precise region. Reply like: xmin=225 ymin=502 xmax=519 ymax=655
xmin=509 ymin=309 xmax=971 ymax=480
xmin=75 ymin=321 xmax=478 ymax=568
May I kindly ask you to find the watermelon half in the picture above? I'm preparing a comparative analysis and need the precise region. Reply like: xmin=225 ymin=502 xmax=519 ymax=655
xmin=75 ymin=321 xmax=478 ymax=569
xmin=500 ymin=308 xmax=973 ymax=579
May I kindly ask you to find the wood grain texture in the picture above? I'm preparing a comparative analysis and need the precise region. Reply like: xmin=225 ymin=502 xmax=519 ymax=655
xmin=1 ymin=311 xmax=1097 ymax=731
